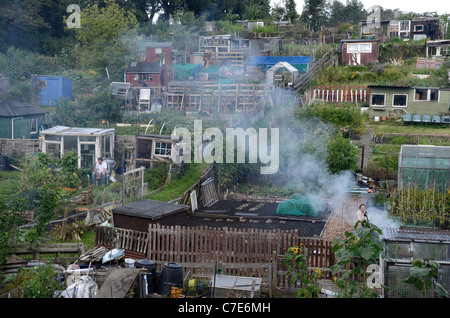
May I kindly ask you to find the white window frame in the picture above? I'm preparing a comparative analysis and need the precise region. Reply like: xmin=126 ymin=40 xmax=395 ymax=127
xmin=413 ymin=24 xmax=424 ymax=32
xmin=371 ymin=93 xmax=386 ymax=107
xmin=413 ymin=88 xmax=440 ymax=102
xmin=154 ymin=141 xmax=172 ymax=156
xmin=347 ymin=43 xmax=372 ymax=53
xmin=392 ymin=94 xmax=408 ymax=107
xmin=30 ymin=118 xmax=38 ymax=134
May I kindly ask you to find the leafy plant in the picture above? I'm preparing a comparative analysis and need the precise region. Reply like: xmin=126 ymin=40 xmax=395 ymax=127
xmin=20 ymin=264 xmax=64 ymax=298
xmin=284 ymin=245 xmax=322 ymax=298
xmin=404 ymin=258 xmax=449 ymax=298
xmin=331 ymin=221 xmax=387 ymax=297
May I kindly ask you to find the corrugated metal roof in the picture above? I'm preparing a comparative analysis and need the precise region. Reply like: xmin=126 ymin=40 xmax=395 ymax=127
xmin=40 ymin=125 xmax=114 ymax=135
xmin=0 ymin=100 xmax=47 ymax=117
xmin=383 ymin=226 xmax=450 ymax=242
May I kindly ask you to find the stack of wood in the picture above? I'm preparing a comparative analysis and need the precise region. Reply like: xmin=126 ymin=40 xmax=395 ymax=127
xmin=76 ymin=246 xmax=109 ymax=263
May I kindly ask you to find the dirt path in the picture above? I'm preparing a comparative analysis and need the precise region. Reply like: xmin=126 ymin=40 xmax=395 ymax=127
xmin=320 ymin=193 xmax=370 ymax=242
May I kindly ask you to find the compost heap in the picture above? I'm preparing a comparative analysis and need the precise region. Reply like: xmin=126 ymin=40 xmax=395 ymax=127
xmin=276 ymin=194 xmax=324 ymax=217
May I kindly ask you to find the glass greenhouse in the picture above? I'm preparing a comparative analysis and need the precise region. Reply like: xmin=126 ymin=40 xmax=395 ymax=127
xmin=398 ymin=145 xmax=450 ymax=192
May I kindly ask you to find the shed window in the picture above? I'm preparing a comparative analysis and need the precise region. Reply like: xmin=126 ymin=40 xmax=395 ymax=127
xmin=399 ymin=21 xmax=410 ymax=32
xmin=154 ymin=142 xmax=172 ymax=156
xmin=45 ymin=135 xmax=61 ymax=141
xmin=441 ymin=46 xmax=450 ymax=56
xmin=414 ymin=88 xmax=439 ymax=102
xmin=414 ymin=25 xmax=424 ymax=32
xmin=393 ymin=94 xmax=408 ymax=107
xmin=371 ymin=94 xmax=385 ymax=106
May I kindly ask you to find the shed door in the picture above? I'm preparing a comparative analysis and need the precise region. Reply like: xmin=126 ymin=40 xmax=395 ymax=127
xmin=12 ymin=117 xmax=24 ymax=139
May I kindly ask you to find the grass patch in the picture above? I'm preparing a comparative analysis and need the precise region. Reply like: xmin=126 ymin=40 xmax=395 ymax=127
xmin=0 ymin=170 xmax=21 ymax=195
xmin=146 ymin=163 xmax=209 ymax=202
xmin=370 ymin=122 xmax=450 ymax=135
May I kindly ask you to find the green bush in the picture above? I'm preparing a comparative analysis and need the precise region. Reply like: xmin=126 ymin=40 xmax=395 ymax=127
xmin=21 ymin=264 xmax=64 ymax=298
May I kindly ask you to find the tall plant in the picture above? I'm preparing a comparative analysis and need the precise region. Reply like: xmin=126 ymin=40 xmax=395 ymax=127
xmin=330 ymin=221 xmax=387 ymax=297
xmin=404 ymin=258 xmax=449 ymax=298
xmin=284 ymin=245 xmax=322 ymax=298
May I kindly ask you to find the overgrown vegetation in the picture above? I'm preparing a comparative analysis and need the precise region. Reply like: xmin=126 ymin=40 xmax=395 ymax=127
xmin=331 ymin=221 xmax=387 ymax=298
xmin=389 ymin=186 xmax=449 ymax=228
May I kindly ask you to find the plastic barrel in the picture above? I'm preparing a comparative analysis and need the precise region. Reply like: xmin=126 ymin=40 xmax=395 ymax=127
xmin=0 ymin=156 xmax=9 ymax=171
xmin=136 ymin=259 xmax=156 ymax=294
xmin=157 ymin=262 xmax=183 ymax=295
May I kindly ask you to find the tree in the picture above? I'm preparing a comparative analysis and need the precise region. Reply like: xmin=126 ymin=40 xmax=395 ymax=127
xmin=271 ymin=0 xmax=299 ymax=23
xmin=285 ymin=0 xmax=299 ymax=23
xmin=300 ymin=0 xmax=328 ymax=31
xmin=326 ymin=0 xmax=347 ymax=27
xmin=71 ymin=0 xmax=139 ymax=73
xmin=327 ymin=133 xmax=359 ymax=174
xmin=344 ymin=0 xmax=366 ymax=25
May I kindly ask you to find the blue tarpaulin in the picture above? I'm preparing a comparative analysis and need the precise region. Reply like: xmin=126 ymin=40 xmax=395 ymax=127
xmin=245 ymin=56 xmax=313 ymax=73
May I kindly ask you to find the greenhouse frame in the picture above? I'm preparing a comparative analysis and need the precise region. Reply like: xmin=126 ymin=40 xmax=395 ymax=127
xmin=398 ymin=145 xmax=450 ymax=192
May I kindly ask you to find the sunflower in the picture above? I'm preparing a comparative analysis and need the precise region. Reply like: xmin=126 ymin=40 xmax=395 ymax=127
xmin=290 ymin=246 xmax=299 ymax=255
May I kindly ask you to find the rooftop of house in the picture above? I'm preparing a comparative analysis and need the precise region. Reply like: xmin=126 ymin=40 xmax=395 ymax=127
xmin=40 ymin=125 xmax=114 ymax=136
xmin=112 ymin=199 xmax=189 ymax=220
xmin=0 ymin=100 xmax=47 ymax=117
xmin=145 ymin=42 xmax=174 ymax=49
xmin=125 ymin=61 xmax=162 ymax=74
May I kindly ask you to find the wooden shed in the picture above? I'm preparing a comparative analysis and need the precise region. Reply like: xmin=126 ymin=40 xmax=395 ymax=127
xmin=112 ymin=199 xmax=189 ymax=232
xmin=340 ymin=39 xmax=379 ymax=66
xmin=0 ymin=100 xmax=47 ymax=139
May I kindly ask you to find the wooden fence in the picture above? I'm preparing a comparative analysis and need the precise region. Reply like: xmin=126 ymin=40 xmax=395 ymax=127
xmin=95 ymin=226 xmax=148 ymax=259
xmin=6 ymin=243 xmax=86 ymax=264
xmin=307 ymin=85 xmax=370 ymax=105
xmin=95 ymin=223 xmax=335 ymax=294
xmin=293 ymin=52 xmax=338 ymax=92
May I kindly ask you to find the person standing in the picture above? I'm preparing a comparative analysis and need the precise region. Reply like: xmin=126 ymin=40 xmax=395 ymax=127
xmin=93 ymin=157 xmax=108 ymax=186
xmin=356 ymin=203 xmax=368 ymax=227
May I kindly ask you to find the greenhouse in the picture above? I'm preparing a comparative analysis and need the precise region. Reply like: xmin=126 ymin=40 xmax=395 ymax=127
xmin=398 ymin=145 xmax=450 ymax=192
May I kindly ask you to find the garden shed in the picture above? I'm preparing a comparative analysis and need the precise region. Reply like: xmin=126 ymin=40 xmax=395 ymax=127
xmin=134 ymin=133 xmax=176 ymax=169
xmin=368 ymin=85 xmax=450 ymax=118
xmin=0 ymin=100 xmax=47 ymax=139
xmin=382 ymin=226 xmax=450 ymax=298
xmin=31 ymin=75 xmax=72 ymax=106
xmin=40 ymin=126 xmax=115 ymax=169
xmin=340 ymin=39 xmax=379 ymax=66
xmin=266 ymin=62 xmax=299 ymax=87
xmin=112 ymin=199 xmax=189 ymax=232
xmin=398 ymin=145 xmax=450 ymax=192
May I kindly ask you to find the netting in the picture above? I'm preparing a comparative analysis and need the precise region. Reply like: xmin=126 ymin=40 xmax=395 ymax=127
xmin=173 ymin=63 xmax=202 ymax=80
xmin=276 ymin=194 xmax=324 ymax=217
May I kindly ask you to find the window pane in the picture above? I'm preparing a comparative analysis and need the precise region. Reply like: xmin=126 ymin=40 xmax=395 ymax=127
xmin=45 ymin=135 xmax=61 ymax=141
xmin=47 ymin=143 xmax=61 ymax=158
xmin=430 ymin=89 xmax=439 ymax=101
xmin=63 ymin=136 xmax=78 ymax=154
xmin=415 ymin=89 xmax=428 ymax=100
xmin=80 ymin=136 xmax=96 ymax=142
xmin=393 ymin=95 xmax=407 ymax=106
xmin=371 ymin=94 xmax=385 ymax=106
